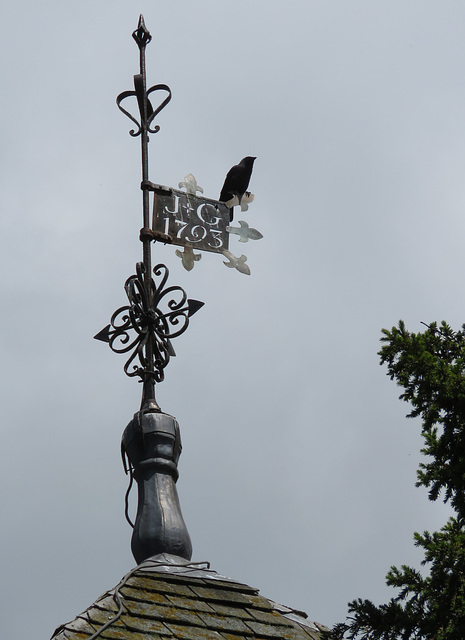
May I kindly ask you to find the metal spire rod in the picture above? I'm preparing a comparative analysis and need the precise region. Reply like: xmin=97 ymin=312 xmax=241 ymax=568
xmin=134 ymin=16 xmax=156 ymax=408
xmin=96 ymin=15 xmax=203 ymax=413
xmin=132 ymin=16 xmax=153 ymax=269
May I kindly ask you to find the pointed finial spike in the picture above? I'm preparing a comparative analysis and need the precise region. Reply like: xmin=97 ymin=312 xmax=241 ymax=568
xmin=132 ymin=14 xmax=152 ymax=47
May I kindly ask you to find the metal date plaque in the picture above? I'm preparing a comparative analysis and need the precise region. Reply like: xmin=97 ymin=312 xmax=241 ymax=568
xmin=152 ymin=186 xmax=230 ymax=254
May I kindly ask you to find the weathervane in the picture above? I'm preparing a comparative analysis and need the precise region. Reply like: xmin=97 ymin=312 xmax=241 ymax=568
xmin=94 ymin=16 xmax=203 ymax=413
xmin=93 ymin=16 xmax=262 ymax=564
xmin=95 ymin=15 xmax=262 ymax=412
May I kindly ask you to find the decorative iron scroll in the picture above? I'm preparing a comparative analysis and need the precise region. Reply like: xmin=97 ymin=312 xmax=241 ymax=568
xmin=116 ymin=16 xmax=172 ymax=139
xmin=94 ymin=262 xmax=203 ymax=384
xmin=116 ymin=80 xmax=172 ymax=138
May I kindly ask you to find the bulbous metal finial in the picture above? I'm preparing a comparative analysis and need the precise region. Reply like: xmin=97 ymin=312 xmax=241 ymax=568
xmin=132 ymin=14 xmax=152 ymax=48
xmin=122 ymin=411 xmax=193 ymax=564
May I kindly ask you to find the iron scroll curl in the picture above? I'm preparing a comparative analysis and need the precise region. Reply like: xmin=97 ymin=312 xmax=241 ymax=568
xmin=116 ymin=82 xmax=172 ymax=137
xmin=95 ymin=263 xmax=203 ymax=385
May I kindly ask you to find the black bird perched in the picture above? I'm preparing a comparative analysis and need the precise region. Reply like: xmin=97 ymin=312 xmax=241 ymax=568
xmin=219 ymin=156 xmax=256 ymax=220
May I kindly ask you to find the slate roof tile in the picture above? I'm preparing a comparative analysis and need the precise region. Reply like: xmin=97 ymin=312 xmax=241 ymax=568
xmin=121 ymin=587 xmax=173 ymax=606
xmin=164 ymin=594 xmax=217 ymax=614
xmin=57 ymin=617 xmax=96 ymax=634
xmin=205 ymin=603 xmax=253 ymax=619
xmin=195 ymin=612 xmax=252 ymax=634
xmin=189 ymin=586 xmax=270 ymax=609
xmin=124 ymin=600 xmax=205 ymax=627
xmin=119 ymin=613 xmax=173 ymax=635
xmin=125 ymin=576 xmax=198 ymax=598
xmin=99 ymin=630 xmax=158 ymax=640
xmin=245 ymin=608 xmax=293 ymax=625
xmin=165 ymin=622 xmax=225 ymax=640
xmin=280 ymin=625 xmax=321 ymax=640
xmin=56 ymin=631 xmax=91 ymax=640
xmin=243 ymin=618 xmax=291 ymax=638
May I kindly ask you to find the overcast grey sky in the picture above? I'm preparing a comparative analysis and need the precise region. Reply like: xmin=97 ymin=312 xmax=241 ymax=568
xmin=1 ymin=1 xmax=465 ymax=637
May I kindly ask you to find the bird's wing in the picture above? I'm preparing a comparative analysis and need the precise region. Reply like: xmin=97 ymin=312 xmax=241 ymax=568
xmin=219 ymin=165 xmax=240 ymax=201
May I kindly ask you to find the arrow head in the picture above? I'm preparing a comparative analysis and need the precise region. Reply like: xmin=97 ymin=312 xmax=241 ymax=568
xmin=94 ymin=325 xmax=111 ymax=343
xmin=187 ymin=299 xmax=205 ymax=317
xmin=166 ymin=338 xmax=176 ymax=357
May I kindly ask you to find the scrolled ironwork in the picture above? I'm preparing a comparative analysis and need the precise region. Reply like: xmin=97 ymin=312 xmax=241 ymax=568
xmin=116 ymin=15 xmax=172 ymax=138
xmin=95 ymin=262 xmax=203 ymax=385
xmin=116 ymin=82 xmax=172 ymax=137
